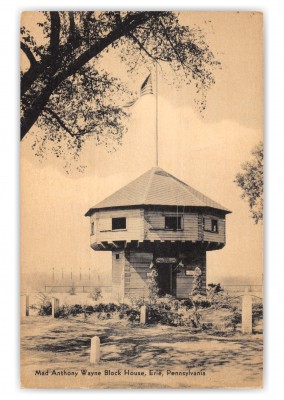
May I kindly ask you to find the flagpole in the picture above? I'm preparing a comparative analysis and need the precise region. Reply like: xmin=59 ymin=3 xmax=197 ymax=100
xmin=155 ymin=62 xmax=158 ymax=167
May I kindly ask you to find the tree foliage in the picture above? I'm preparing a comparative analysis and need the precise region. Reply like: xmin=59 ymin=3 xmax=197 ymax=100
xmin=21 ymin=12 xmax=220 ymax=165
xmin=234 ymin=142 xmax=263 ymax=224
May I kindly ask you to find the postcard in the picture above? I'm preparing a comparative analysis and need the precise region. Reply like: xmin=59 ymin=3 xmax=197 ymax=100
xmin=20 ymin=11 xmax=263 ymax=388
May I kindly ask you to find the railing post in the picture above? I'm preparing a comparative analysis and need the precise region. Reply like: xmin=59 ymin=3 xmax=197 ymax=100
xmin=20 ymin=295 xmax=29 ymax=318
xmin=90 ymin=336 xmax=100 ymax=364
xmin=51 ymin=297 xmax=60 ymax=318
xmin=140 ymin=305 xmax=147 ymax=324
xmin=242 ymin=288 xmax=252 ymax=334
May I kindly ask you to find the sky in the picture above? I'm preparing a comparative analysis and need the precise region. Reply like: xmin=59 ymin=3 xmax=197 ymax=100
xmin=21 ymin=11 xmax=263 ymax=289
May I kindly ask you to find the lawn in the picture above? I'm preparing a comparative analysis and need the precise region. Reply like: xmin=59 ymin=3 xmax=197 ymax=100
xmin=21 ymin=314 xmax=263 ymax=389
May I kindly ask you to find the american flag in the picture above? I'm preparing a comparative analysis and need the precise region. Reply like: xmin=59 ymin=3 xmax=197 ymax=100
xmin=124 ymin=73 xmax=153 ymax=107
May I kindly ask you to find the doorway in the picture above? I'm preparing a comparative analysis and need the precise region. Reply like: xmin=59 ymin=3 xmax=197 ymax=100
xmin=156 ymin=264 xmax=176 ymax=296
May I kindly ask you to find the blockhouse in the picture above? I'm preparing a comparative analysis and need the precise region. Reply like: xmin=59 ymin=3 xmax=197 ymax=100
xmin=85 ymin=167 xmax=231 ymax=300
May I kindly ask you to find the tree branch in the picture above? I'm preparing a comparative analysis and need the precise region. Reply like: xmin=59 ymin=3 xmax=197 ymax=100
xmin=44 ymin=107 xmax=82 ymax=138
xmin=159 ymin=20 xmax=188 ymax=76
xmin=68 ymin=12 xmax=76 ymax=43
xmin=20 ymin=41 xmax=37 ymax=67
xmin=21 ymin=12 xmax=163 ymax=139
xmin=128 ymin=32 xmax=157 ymax=61
xmin=59 ymin=12 xmax=160 ymax=84
xmin=49 ymin=12 xmax=60 ymax=54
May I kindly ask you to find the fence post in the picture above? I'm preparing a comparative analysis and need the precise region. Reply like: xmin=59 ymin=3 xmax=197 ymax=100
xmin=90 ymin=336 xmax=100 ymax=364
xmin=51 ymin=297 xmax=60 ymax=318
xmin=242 ymin=288 xmax=252 ymax=334
xmin=140 ymin=305 xmax=147 ymax=324
xmin=20 ymin=295 xmax=29 ymax=318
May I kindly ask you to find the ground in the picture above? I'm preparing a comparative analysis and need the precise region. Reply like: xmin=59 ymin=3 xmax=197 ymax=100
xmin=21 ymin=314 xmax=263 ymax=389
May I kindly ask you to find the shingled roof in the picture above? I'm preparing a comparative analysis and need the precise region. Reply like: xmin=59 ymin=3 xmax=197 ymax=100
xmin=85 ymin=167 xmax=231 ymax=216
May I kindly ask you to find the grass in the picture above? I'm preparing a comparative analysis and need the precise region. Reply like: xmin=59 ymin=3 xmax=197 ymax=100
xmin=21 ymin=314 xmax=263 ymax=388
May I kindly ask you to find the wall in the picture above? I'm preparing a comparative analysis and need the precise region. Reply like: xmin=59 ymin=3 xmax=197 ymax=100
xmin=120 ymin=247 xmax=207 ymax=300
xmin=90 ymin=208 xmax=144 ymax=244
xmin=202 ymin=214 xmax=226 ymax=243
xmin=144 ymin=210 xmax=199 ymax=241
xmin=176 ymin=250 xmax=206 ymax=298
xmin=112 ymin=250 xmax=125 ymax=301
xmin=124 ymin=250 xmax=151 ymax=299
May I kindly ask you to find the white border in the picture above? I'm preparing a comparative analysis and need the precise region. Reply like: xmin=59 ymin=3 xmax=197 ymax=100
xmin=1 ymin=1 xmax=283 ymax=398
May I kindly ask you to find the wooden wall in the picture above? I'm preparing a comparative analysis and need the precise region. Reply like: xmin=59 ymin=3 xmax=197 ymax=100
xmin=202 ymin=215 xmax=225 ymax=243
xmin=144 ymin=211 xmax=199 ymax=241
xmin=124 ymin=251 xmax=151 ymax=299
xmin=90 ymin=208 xmax=144 ymax=244
xmin=111 ymin=250 xmax=125 ymax=300
xmin=115 ymin=249 xmax=207 ymax=300
xmin=90 ymin=208 xmax=226 ymax=246
xmin=176 ymin=270 xmax=194 ymax=298
xmin=176 ymin=251 xmax=206 ymax=298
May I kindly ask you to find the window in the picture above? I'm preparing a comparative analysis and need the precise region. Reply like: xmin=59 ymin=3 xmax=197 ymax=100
xmin=165 ymin=216 xmax=182 ymax=230
xmin=211 ymin=219 xmax=218 ymax=233
xmin=203 ymin=217 xmax=218 ymax=233
xmin=115 ymin=254 xmax=120 ymax=260
xmin=112 ymin=217 xmax=126 ymax=230
xmin=91 ymin=222 xmax=95 ymax=235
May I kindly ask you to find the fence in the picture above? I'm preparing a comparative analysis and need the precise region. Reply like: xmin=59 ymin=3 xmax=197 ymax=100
xmin=223 ymin=285 xmax=263 ymax=298
xmin=44 ymin=285 xmax=112 ymax=293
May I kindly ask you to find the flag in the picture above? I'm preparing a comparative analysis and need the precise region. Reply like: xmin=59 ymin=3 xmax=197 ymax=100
xmin=124 ymin=73 xmax=153 ymax=107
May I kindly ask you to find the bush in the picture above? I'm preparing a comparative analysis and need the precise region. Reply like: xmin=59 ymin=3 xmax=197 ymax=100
xmin=252 ymin=303 xmax=263 ymax=322
xmin=126 ymin=309 xmax=140 ymax=323
xmin=118 ymin=303 xmax=130 ymax=319
xmin=89 ymin=288 xmax=102 ymax=301
xmin=145 ymin=302 xmax=201 ymax=327
xmin=38 ymin=303 xmax=52 ymax=316
xmin=68 ymin=286 xmax=76 ymax=295
xmin=180 ymin=299 xmax=194 ymax=310
xmin=207 ymin=283 xmax=224 ymax=294
xmin=192 ymin=295 xmax=211 ymax=308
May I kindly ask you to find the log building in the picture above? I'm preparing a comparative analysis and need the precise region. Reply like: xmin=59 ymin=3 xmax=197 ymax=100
xmin=85 ymin=167 xmax=231 ymax=300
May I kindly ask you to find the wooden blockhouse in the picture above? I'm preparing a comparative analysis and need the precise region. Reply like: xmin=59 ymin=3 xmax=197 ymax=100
xmin=85 ymin=167 xmax=231 ymax=300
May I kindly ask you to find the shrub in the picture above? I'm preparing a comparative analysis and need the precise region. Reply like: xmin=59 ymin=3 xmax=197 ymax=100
xmin=146 ymin=267 xmax=159 ymax=301
xmin=68 ymin=286 xmax=76 ymax=295
xmin=118 ymin=303 xmax=130 ymax=319
xmin=207 ymin=283 xmax=224 ymax=294
xmin=126 ymin=309 xmax=140 ymax=323
xmin=192 ymin=267 xmax=202 ymax=296
xmin=252 ymin=303 xmax=263 ymax=322
xmin=145 ymin=302 xmax=201 ymax=327
xmin=89 ymin=288 xmax=102 ymax=301
xmin=192 ymin=295 xmax=211 ymax=308
xmin=180 ymin=299 xmax=194 ymax=310
xmin=38 ymin=303 xmax=52 ymax=316
xmin=231 ymin=311 xmax=242 ymax=331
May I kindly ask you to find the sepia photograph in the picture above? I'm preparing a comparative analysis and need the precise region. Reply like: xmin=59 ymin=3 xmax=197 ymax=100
xmin=20 ymin=10 xmax=263 ymax=389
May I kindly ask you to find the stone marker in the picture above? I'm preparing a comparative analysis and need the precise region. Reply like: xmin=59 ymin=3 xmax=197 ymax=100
xmin=242 ymin=288 xmax=252 ymax=334
xmin=51 ymin=297 xmax=60 ymax=318
xmin=90 ymin=336 xmax=100 ymax=364
xmin=140 ymin=305 xmax=147 ymax=324
xmin=20 ymin=295 xmax=29 ymax=318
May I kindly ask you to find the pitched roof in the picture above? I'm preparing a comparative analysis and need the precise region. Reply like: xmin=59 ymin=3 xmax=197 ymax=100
xmin=85 ymin=167 xmax=231 ymax=216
